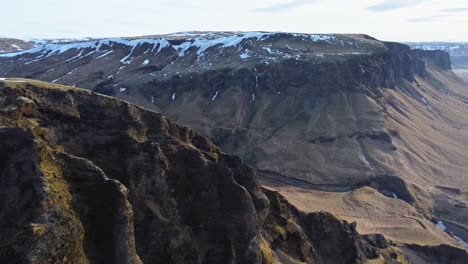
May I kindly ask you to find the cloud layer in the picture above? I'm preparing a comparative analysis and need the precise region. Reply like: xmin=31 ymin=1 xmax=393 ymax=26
xmin=441 ymin=7 xmax=468 ymax=12
xmin=368 ymin=0 xmax=428 ymax=12
xmin=252 ymin=0 xmax=316 ymax=13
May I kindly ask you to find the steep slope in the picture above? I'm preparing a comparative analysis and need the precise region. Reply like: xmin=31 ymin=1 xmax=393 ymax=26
xmin=0 ymin=33 xmax=441 ymax=186
xmin=1 ymin=79 xmax=443 ymax=263
xmin=1 ymin=32 xmax=467 ymax=251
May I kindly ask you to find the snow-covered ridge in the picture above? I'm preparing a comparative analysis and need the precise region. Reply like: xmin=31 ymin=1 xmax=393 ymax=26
xmin=0 ymin=32 xmax=339 ymax=59
xmin=0 ymin=38 xmax=171 ymax=58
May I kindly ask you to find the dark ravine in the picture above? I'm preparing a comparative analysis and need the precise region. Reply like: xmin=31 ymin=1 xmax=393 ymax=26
xmin=258 ymin=170 xmax=415 ymax=204
xmin=1 ymin=80 xmax=466 ymax=263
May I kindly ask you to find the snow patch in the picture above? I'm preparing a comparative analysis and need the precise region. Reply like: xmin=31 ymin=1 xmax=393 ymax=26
xmin=116 ymin=66 xmax=126 ymax=74
xmin=172 ymin=92 xmax=176 ymax=100
xmin=392 ymin=192 xmax=398 ymax=199
xmin=121 ymin=44 xmax=139 ymax=64
xmin=212 ymin=90 xmax=219 ymax=101
xmin=310 ymin=35 xmax=334 ymax=42
xmin=0 ymin=38 xmax=171 ymax=63
xmin=1 ymin=32 xmax=340 ymax=67
xmin=173 ymin=32 xmax=268 ymax=56
xmin=291 ymin=33 xmax=335 ymax=43
xmin=11 ymin=44 xmax=22 ymax=51
xmin=143 ymin=59 xmax=150 ymax=65
xmin=359 ymin=154 xmax=371 ymax=168
xmin=51 ymin=68 xmax=77 ymax=83
xmin=453 ymin=236 xmax=468 ymax=247
xmin=436 ymin=221 xmax=446 ymax=231
xmin=421 ymin=97 xmax=433 ymax=110
xmin=240 ymin=50 xmax=251 ymax=60
xmin=119 ymin=87 xmax=127 ymax=93
xmin=96 ymin=50 xmax=113 ymax=59
xmin=65 ymin=50 xmax=84 ymax=62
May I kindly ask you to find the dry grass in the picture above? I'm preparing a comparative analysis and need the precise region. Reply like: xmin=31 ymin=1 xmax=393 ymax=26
xmin=259 ymin=236 xmax=279 ymax=264
xmin=262 ymin=181 xmax=457 ymax=247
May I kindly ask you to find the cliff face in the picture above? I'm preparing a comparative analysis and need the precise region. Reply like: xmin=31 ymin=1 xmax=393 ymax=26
xmin=0 ymin=33 xmax=456 ymax=188
xmin=0 ymin=79 xmax=271 ymax=263
xmin=0 ymin=79 xmax=419 ymax=263
xmin=1 ymin=32 xmax=467 ymax=256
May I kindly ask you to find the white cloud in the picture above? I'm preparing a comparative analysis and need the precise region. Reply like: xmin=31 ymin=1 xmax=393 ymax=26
xmin=367 ymin=0 xmax=430 ymax=12
xmin=251 ymin=0 xmax=317 ymax=12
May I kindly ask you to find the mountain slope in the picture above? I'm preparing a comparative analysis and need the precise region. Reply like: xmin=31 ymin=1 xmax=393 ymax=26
xmin=3 ymin=79 xmax=454 ymax=263
xmin=0 ymin=33 xmax=443 ymax=185
xmin=1 ymin=32 xmax=467 ymax=251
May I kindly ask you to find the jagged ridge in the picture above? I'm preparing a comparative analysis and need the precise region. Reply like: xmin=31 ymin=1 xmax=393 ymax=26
xmin=0 ymin=79 xmax=417 ymax=263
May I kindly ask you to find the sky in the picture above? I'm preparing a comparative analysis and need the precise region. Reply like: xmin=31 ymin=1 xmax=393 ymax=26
xmin=1 ymin=0 xmax=468 ymax=42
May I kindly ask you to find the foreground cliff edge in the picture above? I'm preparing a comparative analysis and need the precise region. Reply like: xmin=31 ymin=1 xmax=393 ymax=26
xmin=0 ymin=79 xmax=466 ymax=263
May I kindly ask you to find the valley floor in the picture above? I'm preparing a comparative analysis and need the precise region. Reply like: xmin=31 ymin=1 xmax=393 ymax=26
xmin=260 ymin=177 xmax=468 ymax=249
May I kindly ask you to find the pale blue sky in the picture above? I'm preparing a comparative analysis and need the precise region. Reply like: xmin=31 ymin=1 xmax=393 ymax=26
xmin=1 ymin=0 xmax=467 ymax=41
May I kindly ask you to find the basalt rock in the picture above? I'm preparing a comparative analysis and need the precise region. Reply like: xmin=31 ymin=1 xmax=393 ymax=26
xmin=0 ymin=80 xmax=269 ymax=263
xmin=0 ymin=33 xmax=457 ymax=188
xmin=410 ymin=49 xmax=452 ymax=71
xmin=0 ymin=80 xmax=407 ymax=263
xmin=405 ymin=244 xmax=468 ymax=264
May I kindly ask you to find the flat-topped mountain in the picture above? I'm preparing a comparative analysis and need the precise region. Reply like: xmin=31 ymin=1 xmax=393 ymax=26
xmin=407 ymin=42 xmax=468 ymax=68
xmin=408 ymin=42 xmax=468 ymax=81
xmin=1 ymin=32 xmax=467 ymax=255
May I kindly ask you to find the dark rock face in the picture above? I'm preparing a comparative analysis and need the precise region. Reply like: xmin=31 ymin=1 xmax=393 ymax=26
xmin=1 ymin=80 xmax=466 ymax=263
xmin=0 ymin=81 xmax=268 ymax=263
xmin=262 ymin=188 xmax=366 ymax=263
xmin=367 ymin=175 xmax=415 ymax=204
xmin=405 ymin=244 xmax=468 ymax=264
xmin=380 ymin=42 xmax=427 ymax=85
xmin=1 ymin=80 xmax=405 ymax=263
xmin=411 ymin=49 xmax=452 ymax=71
xmin=0 ymin=33 xmax=456 ymax=188
xmin=261 ymin=188 xmax=413 ymax=263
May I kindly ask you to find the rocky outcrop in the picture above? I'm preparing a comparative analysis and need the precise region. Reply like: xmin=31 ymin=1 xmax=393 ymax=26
xmin=1 ymin=80 xmax=412 ymax=263
xmin=410 ymin=49 xmax=452 ymax=71
xmin=367 ymin=175 xmax=415 ymax=204
xmin=0 ymin=128 xmax=141 ymax=263
xmin=0 ymin=33 xmax=457 ymax=188
xmin=404 ymin=244 xmax=468 ymax=264
xmin=262 ymin=188 xmax=376 ymax=263
xmin=1 ymin=32 xmax=467 ymax=261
